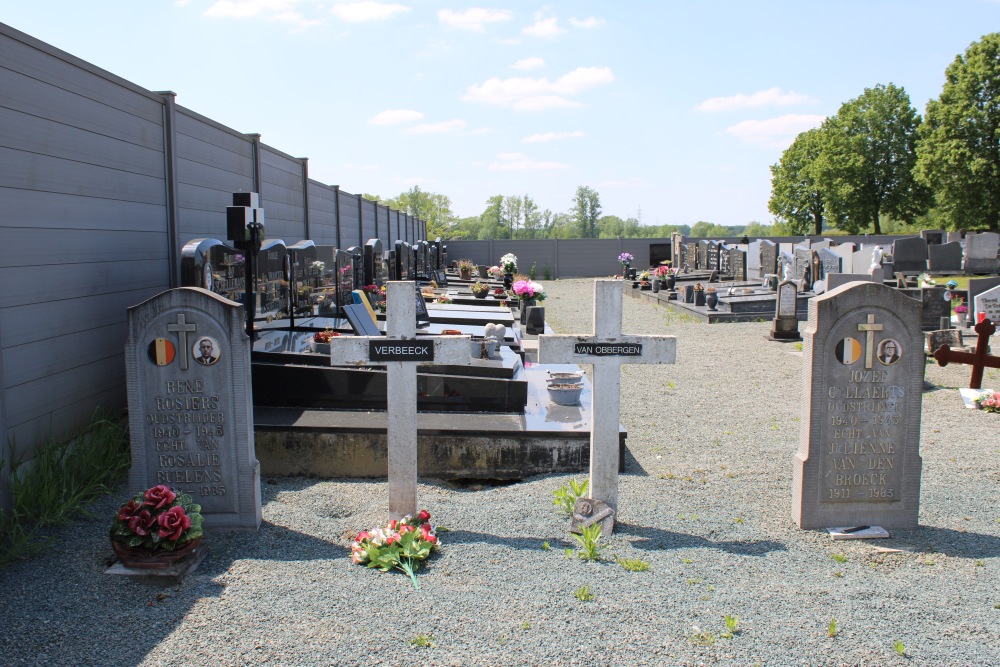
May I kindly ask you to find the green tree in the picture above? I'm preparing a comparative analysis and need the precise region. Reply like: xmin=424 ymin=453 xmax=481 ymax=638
xmin=769 ymin=128 xmax=828 ymax=235
xmin=502 ymin=195 xmax=523 ymax=239
xmin=815 ymin=83 xmax=930 ymax=234
xmin=478 ymin=195 xmax=507 ymax=239
xmin=573 ymin=186 xmax=602 ymax=238
xmin=521 ymin=195 xmax=541 ymax=238
xmin=374 ymin=186 xmax=457 ymax=239
xmin=597 ymin=215 xmax=626 ymax=238
xmin=916 ymin=33 xmax=1000 ymax=231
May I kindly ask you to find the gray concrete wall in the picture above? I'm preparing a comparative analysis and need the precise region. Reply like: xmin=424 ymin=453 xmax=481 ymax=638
xmin=0 ymin=22 xmax=426 ymax=506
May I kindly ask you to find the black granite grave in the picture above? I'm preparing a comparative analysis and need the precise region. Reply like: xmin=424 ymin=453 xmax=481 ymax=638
xmin=363 ymin=238 xmax=384 ymax=288
xmin=729 ymin=246 xmax=746 ymax=281
xmin=928 ymin=242 xmax=963 ymax=273
xmin=684 ymin=244 xmax=697 ymax=271
xmin=707 ymin=241 xmax=720 ymax=271
xmin=180 ymin=238 xmax=247 ymax=305
xmin=893 ymin=237 xmax=929 ymax=273
xmin=921 ymin=286 xmax=949 ymax=330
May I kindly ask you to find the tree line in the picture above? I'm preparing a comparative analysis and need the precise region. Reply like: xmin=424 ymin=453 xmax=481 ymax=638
xmin=370 ymin=35 xmax=1000 ymax=240
xmin=769 ymin=33 xmax=1000 ymax=235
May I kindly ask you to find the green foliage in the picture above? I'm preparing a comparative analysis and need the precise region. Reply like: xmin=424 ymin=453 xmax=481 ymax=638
xmin=815 ymin=83 xmax=930 ymax=234
xmin=574 ymin=585 xmax=594 ymax=601
xmin=720 ymin=614 xmax=739 ymax=639
xmin=409 ymin=634 xmax=434 ymax=648
xmin=689 ymin=627 xmax=715 ymax=646
xmin=573 ymin=186 xmax=602 ymax=238
xmin=829 ymin=618 xmax=838 ymax=637
xmin=542 ymin=265 xmax=552 ymax=280
xmin=553 ymin=478 xmax=589 ymax=515
xmin=528 ymin=263 xmax=537 ymax=279
xmin=1 ymin=411 xmax=130 ymax=567
xmin=573 ymin=523 xmax=606 ymax=562
xmin=769 ymin=128 xmax=827 ymax=235
xmin=617 ymin=557 xmax=650 ymax=572
xmin=917 ymin=33 xmax=1000 ymax=231
xmin=541 ymin=541 xmax=551 ymax=551
xmin=893 ymin=639 xmax=906 ymax=656
xmin=831 ymin=553 xmax=849 ymax=563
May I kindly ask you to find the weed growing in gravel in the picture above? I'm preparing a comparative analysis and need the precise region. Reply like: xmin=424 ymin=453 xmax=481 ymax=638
xmin=617 ymin=557 xmax=650 ymax=572
xmin=734 ymin=516 xmax=744 ymax=524
xmin=553 ymin=478 xmax=589 ymax=515
xmin=541 ymin=541 xmax=550 ymax=551
xmin=683 ymin=558 xmax=693 ymax=564
xmin=975 ymin=559 xmax=985 ymax=567
xmin=893 ymin=640 xmax=906 ymax=656
xmin=687 ymin=578 xmax=701 ymax=585
xmin=521 ymin=621 xmax=530 ymax=630
xmin=720 ymin=614 xmax=739 ymax=639
xmin=828 ymin=619 xmax=838 ymax=637
xmin=574 ymin=585 xmax=594 ymax=601
xmin=573 ymin=523 xmax=606 ymax=562
xmin=689 ymin=626 xmax=715 ymax=646
xmin=563 ymin=548 xmax=574 ymax=559
xmin=831 ymin=553 xmax=848 ymax=563
xmin=409 ymin=634 xmax=434 ymax=649
xmin=667 ymin=381 xmax=676 ymax=389
xmin=833 ymin=571 xmax=843 ymax=578
xmin=496 ymin=634 xmax=506 ymax=646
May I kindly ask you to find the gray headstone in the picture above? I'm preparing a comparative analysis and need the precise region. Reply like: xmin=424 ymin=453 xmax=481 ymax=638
xmin=729 ymin=246 xmax=746 ymax=281
xmin=759 ymin=240 xmax=778 ymax=277
xmin=921 ymin=286 xmax=949 ymax=331
xmin=928 ymin=241 xmax=963 ymax=273
xmin=747 ymin=240 xmax=762 ymax=280
xmin=817 ymin=248 xmax=841 ymax=279
xmin=769 ymin=281 xmax=801 ymax=340
xmin=946 ymin=231 xmax=964 ymax=243
xmin=697 ymin=240 xmax=709 ymax=270
xmin=925 ymin=329 xmax=964 ymax=355
xmin=126 ymin=287 xmax=261 ymax=530
xmin=826 ymin=274 xmax=873 ymax=291
xmin=891 ymin=237 xmax=929 ymax=274
xmin=964 ymin=232 xmax=1000 ymax=274
xmin=793 ymin=247 xmax=814 ymax=282
xmin=974 ymin=284 xmax=1000 ymax=325
xmin=792 ymin=282 xmax=924 ymax=530
xmin=829 ymin=242 xmax=855 ymax=275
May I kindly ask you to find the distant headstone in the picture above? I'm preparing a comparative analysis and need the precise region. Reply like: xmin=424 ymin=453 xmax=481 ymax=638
xmin=363 ymin=238 xmax=384 ymax=288
xmin=707 ymin=241 xmax=721 ymax=271
xmin=892 ymin=237 xmax=929 ymax=273
xmin=928 ymin=242 xmax=963 ymax=273
xmin=974 ymin=284 xmax=1000 ymax=325
xmin=817 ymin=248 xmax=841 ymax=279
xmin=829 ymin=242 xmax=855 ymax=275
xmin=921 ymin=286 xmax=948 ymax=331
xmin=697 ymin=240 xmax=709 ymax=270
xmin=746 ymin=240 xmax=762 ymax=280
xmin=759 ymin=240 xmax=778 ymax=277
xmin=125 ymin=288 xmax=261 ymax=530
xmin=964 ymin=232 xmax=1000 ymax=274
xmin=921 ymin=230 xmax=945 ymax=245
xmin=969 ymin=277 xmax=1000 ymax=322
xmin=729 ymin=246 xmax=746 ymax=281
xmin=684 ymin=244 xmax=697 ymax=271
xmin=925 ymin=329 xmax=964 ymax=355
xmin=826 ymin=274 xmax=873 ymax=291
xmin=792 ymin=281 xmax=924 ymax=530
xmin=768 ymin=280 xmax=801 ymax=341
xmin=946 ymin=231 xmax=964 ymax=243
xmin=538 ymin=280 xmax=676 ymax=534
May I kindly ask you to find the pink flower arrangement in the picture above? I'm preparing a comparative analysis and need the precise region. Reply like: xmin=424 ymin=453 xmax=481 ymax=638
xmin=975 ymin=391 xmax=1000 ymax=414
xmin=350 ymin=511 xmax=440 ymax=588
xmin=512 ymin=280 xmax=546 ymax=302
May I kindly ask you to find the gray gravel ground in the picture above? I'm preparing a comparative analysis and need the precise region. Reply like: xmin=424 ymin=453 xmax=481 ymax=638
xmin=2 ymin=278 xmax=999 ymax=667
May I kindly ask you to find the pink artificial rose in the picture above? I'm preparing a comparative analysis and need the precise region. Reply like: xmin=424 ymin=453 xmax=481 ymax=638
xmin=351 ymin=549 xmax=366 ymax=564
xmin=355 ymin=531 xmax=371 ymax=543
xmin=386 ymin=532 xmax=401 ymax=545
xmin=143 ymin=485 xmax=176 ymax=510
xmin=399 ymin=524 xmax=414 ymax=534
xmin=417 ymin=509 xmax=431 ymax=522
xmin=388 ymin=519 xmax=398 ymax=530
xmin=118 ymin=499 xmax=142 ymax=522
xmin=156 ymin=506 xmax=191 ymax=541
xmin=128 ymin=510 xmax=154 ymax=536
xmin=420 ymin=524 xmax=437 ymax=544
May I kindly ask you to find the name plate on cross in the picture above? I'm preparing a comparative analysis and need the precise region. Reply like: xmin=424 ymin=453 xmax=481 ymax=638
xmin=538 ymin=279 xmax=676 ymax=534
xmin=369 ymin=340 xmax=434 ymax=362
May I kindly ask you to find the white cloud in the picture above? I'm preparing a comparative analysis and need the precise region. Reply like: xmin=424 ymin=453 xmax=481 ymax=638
xmin=569 ymin=16 xmax=603 ymax=28
xmin=724 ymin=114 xmax=825 ymax=147
xmin=512 ymin=57 xmax=545 ymax=70
xmin=522 ymin=130 xmax=585 ymax=143
xmin=330 ymin=1 xmax=410 ymax=22
xmin=599 ymin=177 xmax=646 ymax=187
xmin=204 ymin=0 xmax=320 ymax=26
xmin=368 ymin=109 xmax=424 ymax=125
xmin=405 ymin=119 xmax=467 ymax=134
xmin=489 ymin=152 xmax=569 ymax=171
xmin=522 ymin=16 xmax=565 ymax=37
xmin=495 ymin=37 xmax=521 ymax=46
xmin=697 ymin=87 xmax=816 ymax=112
xmin=438 ymin=8 xmax=511 ymax=32
xmin=463 ymin=66 xmax=614 ymax=111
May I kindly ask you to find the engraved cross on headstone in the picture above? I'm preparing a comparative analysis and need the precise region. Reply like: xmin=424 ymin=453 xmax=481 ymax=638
xmin=167 ymin=314 xmax=198 ymax=370
xmin=328 ymin=281 xmax=474 ymax=520
xmin=538 ymin=280 xmax=677 ymax=534
xmin=857 ymin=314 xmax=883 ymax=369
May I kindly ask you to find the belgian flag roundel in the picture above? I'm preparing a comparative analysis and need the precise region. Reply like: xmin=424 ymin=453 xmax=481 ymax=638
xmin=835 ymin=337 xmax=862 ymax=365
xmin=147 ymin=338 xmax=176 ymax=366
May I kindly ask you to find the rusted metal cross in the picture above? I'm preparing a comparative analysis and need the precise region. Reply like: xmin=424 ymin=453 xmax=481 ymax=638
xmin=933 ymin=318 xmax=1000 ymax=389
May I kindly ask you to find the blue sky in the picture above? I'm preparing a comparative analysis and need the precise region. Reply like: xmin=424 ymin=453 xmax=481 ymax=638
xmin=5 ymin=1 xmax=999 ymax=227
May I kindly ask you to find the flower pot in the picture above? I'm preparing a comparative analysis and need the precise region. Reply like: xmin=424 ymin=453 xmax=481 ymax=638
xmin=665 ymin=274 xmax=676 ymax=290
xmin=473 ymin=290 xmax=487 ymax=299
xmin=652 ymin=279 xmax=660 ymax=293
xmin=519 ymin=299 xmax=536 ymax=324
xmin=309 ymin=341 xmax=330 ymax=355
xmin=548 ymin=383 xmax=583 ymax=406
xmin=503 ymin=272 xmax=514 ymax=289
xmin=706 ymin=292 xmax=718 ymax=310
xmin=459 ymin=268 xmax=472 ymax=280
xmin=111 ymin=537 xmax=202 ymax=570
xmin=694 ymin=290 xmax=706 ymax=307
xmin=547 ymin=371 xmax=583 ymax=385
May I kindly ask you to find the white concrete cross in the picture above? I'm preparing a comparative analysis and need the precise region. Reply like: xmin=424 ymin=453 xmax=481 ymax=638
xmin=329 ymin=281 xmax=473 ymax=520
xmin=538 ymin=280 xmax=676 ymax=531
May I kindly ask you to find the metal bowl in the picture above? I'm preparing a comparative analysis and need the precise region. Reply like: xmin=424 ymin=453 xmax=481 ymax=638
xmin=548 ymin=383 xmax=583 ymax=406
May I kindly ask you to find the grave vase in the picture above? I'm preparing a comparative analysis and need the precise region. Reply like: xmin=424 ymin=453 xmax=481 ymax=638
xmin=620 ymin=262 xmax=630 ymax=278
xmin=111 ymin=538 xmax=202 ymax=570
xmin=694 ymin=289 xmax=706 ymax=307
xmin=519 ymin=298 xmax=536 ymax=324
xmin=705 ymin=291 xmax=718 ymax=310
xmin=665 ymin=274 xmax=676 ymax=290
xmin=503 ymin=272 xmax=513 ymax=289
xmin=459 ymin=267 xmax=472 ymax=280
xmin=651 ymin=279 xmax=660 ymax=293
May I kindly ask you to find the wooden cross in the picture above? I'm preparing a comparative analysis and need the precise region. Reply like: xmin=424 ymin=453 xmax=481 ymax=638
xmin=167 ymin=314 xmax=198 ymax=371
xmin=857 ymin=313 xmax=883 ymax=370
xmin=538 ymin=280 xmax=676 ymax=533
xmin=328 ymin=282 xmax=474 ymax=520
xmin=934 ymin=318 xmax=999 ymax=390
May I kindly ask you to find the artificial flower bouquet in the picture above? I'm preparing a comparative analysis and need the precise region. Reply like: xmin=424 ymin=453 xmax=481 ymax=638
xmin=617 ymin=252 xmax=634 ymax=266
xmin=512 ymin=279 xmax=546 ymax=302
xmin=499 ymin=253 xmax=518 ymax=274
xmin=351 ymin=510 xmax=440 ymax=588
xmin=487 ymin=265 xmax=503 ymax=279
xmin=110 ymin=485 xmax=204 ymax=553
xmin=313 ymin=329 xmax=341 ymax=344
xmin=974 ymin=391 xmax=1000 ymax=413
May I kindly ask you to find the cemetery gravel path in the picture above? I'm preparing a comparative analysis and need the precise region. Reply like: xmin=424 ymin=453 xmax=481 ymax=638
xmin=1 ymin=279 xmax=998 ymax=667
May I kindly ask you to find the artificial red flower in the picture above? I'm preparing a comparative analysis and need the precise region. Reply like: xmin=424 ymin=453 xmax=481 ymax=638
xmin=143 ymin=485 xmax=176 ymax=510
xmin=156 ymin=506 xmax=191 ymax=541
xmin=117 ymin=499 xmax=142 ymax=522
xmin=127 ymin=510 xmax=154 ymax=537
xmin=417 ymin=509 xmax=431 ymax=522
